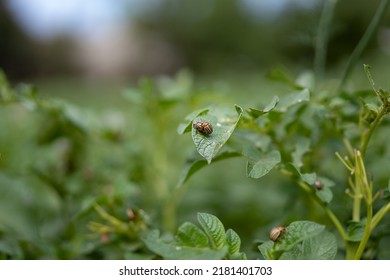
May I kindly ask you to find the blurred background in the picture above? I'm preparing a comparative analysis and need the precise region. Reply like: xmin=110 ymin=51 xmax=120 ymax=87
xmin=1 ymin=0 xmax=390 ymax=259
xmin=2 ymin=0 xmax=390 ymax=86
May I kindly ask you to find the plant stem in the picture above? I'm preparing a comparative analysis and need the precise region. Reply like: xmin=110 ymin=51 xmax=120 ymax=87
xmin=335 ymin=152 xmax=354 ymax=173
xmin=371 ymin=202 xmax=390 ymax=233
xmin=360 ymin=109 xmax=385 ymax=157
xmin=352 ymin=195 xmax=361 ymax=222
xmin=354 ymin=203 xmax=373 ymax=259
xmin=338 ymin=0 xmax=390 ymax=91
xmin=314 ymin=0 xmax=337 ymax=83
xmin=352 ymin=150 xmax=363 ymax=222
xmin=342 ymin=137 xmax=354 ymax=159
xmin=164 ymin=181 xmax=190 ymax=232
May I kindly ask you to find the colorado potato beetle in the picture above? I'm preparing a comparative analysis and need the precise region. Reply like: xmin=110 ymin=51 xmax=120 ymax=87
xmin=193 ymin=121 xmax=213 ymax=135
xmin=269 ymin=226 xmax=286 ymax=242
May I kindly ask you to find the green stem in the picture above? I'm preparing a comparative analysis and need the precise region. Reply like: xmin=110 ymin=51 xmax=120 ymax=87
xmin=346 ymin=243 xmax=359 ymax=260
xmin=163 ymin=182 xmax=189 ymax=232
xmin=338 ymin=0 xmax=390 ymax=91
xmin=360 ymin=109 xmax=385 ymax=157
xmin=335 ymin=152 xmax=354 ymax=172
xmin=352 ymin=150 xmax=363 ymax=222
xmin=314 ymin=0 xmax=337 ymax=82
xmin=352 ymin=195 xmax=361 ymax=222
xmin=371 ymin=202 xmax=390 ymax=233
xmin=323 ymin=203 xmax=348 ymax=241
xmin=342 ymin=137 xmax=355 ymax=159
xmin=354 ymin=203 xmax=373 ymax=259
xmin=163 ymin=197 xmax=176 ymax=232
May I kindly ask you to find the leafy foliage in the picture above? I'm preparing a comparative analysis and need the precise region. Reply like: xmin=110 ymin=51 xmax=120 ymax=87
xmin=176 ymin=63 xmax=390 ymax=260
xmin=258 ymin=221 xmax=337 ymax=260
xmin=142 ymin=213 xmax=246 ymax=260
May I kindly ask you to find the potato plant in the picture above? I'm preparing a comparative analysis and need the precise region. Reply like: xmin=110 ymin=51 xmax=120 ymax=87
xmin=175 ymin=64 xmax=390 ymax=259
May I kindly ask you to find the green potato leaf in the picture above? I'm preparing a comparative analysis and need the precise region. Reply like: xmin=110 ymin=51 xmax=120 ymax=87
xmin=197 ymin=212 xmax=226 ymax=249
xmin=177 ymin=151 xmax=241 ymax=187
xmin=191 ymin=105 xmax=243 ymax=163
xmin=247 ymin=96 xmax=279 ymax=119
xmin=225 ymin=229 xmax=241 ymax=255
xmin=142 ymin=230 xmax=227 ymax=260
xmin=176 ymin=222 xmax=209 ymax=248
xmin=275 ymin=88 xmax=310 ymax=112
xmin=259 ymin=221 xmax=334 ymax=260
xmin=245 ymin=148 xmax=281 ymax=179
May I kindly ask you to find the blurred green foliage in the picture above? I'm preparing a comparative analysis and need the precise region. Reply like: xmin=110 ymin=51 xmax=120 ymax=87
xmin=0 ymin=68 xmax=287 ymax=259
xmin=2 ymin=57 xmax=390 ymax=259
xmin=135 ymin=0 xmax=390 ymax=73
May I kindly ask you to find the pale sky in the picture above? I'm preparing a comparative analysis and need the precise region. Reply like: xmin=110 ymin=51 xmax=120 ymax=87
xmin=6 ymin=0 xmax=155 ymax=40
xmin=6 ymin=0 xmax=320 ymax=41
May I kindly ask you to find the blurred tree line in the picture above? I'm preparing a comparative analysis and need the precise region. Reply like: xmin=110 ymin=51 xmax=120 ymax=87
xmin=1 ymin=0 xmax=389 ymax=81
xmin=135 ymin=0 xmax=390 ymax=72
xmin=0 ymin=1 xmax=76 ymax=80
